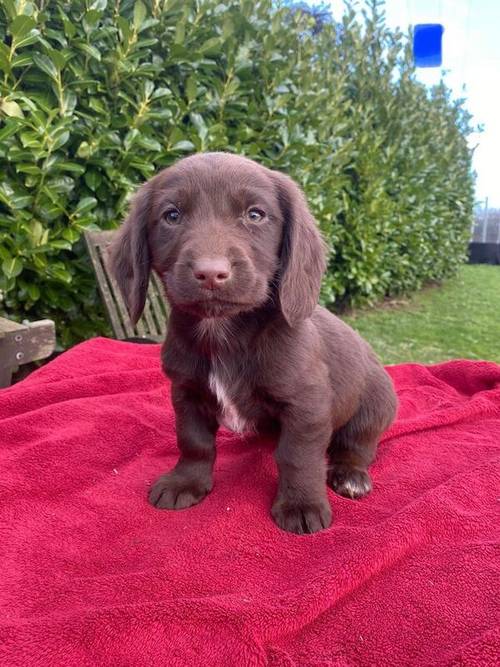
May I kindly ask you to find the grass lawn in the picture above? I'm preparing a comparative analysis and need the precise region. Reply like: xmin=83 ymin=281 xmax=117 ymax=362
xmin=343 ymin=264 xmax=500 ymax=365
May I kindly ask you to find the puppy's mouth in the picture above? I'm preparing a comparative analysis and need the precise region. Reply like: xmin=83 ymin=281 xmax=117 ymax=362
xmin=184 ymin=297 xmax=254 ymax=318
xmin=161 ymin=272 xmax=262 ymax=318
xmin=165 ymin=290 xmax=255 ymax=318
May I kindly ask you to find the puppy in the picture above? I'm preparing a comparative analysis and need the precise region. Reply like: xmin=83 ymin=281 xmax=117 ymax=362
xmin=109 ymin=152 xmax=397 ymax=534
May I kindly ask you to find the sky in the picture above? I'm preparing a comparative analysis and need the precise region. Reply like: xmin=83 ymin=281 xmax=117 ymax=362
xmin=330 ymin=0 xmax=500 ymax=208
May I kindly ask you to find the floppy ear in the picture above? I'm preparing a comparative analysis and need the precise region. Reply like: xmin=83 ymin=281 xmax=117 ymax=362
xmin=108 ymin=183 xmax=153 ymax=325
xmin=272 ymin=170 xmax=327 ymax=326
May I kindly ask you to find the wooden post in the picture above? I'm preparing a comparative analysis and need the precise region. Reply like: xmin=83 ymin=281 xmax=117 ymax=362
xmin=0 ymin=318 xmax=56 ymax=388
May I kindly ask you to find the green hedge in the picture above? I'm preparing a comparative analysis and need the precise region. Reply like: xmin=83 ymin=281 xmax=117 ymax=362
xmin=0 ymin=0 xmax=475 ymax=346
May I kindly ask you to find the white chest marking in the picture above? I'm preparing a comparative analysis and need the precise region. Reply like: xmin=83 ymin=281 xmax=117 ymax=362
xmin=209 ymin=370 xmax=248 ymax=434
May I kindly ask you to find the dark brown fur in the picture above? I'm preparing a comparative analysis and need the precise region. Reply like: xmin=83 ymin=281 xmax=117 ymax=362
xmin=109 ymin=152 xmax=397 ymax=534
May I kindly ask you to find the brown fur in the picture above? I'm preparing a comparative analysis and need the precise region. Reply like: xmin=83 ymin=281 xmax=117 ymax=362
xmin=109 ymin=152 xmax=397 ymax=534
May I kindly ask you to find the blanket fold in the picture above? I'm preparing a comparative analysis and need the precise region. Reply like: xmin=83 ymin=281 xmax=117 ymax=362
xmin=0 ymin=338 xmax=498 ymax=666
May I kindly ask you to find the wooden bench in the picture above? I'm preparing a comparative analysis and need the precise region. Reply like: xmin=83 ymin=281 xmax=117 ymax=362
xmin=83 ymin=229 xmax=169 ymax=342
xmin=0 ymin=317 xmax=56 ymax=388
xmin=0 ymin=229 xmax=167 ymax=388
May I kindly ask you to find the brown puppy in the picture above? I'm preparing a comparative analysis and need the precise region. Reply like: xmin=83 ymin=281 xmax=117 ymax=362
xmin=109 ymin=152 xmax=397 ymax=534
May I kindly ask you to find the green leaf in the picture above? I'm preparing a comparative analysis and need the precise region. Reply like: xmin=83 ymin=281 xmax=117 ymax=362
xmin=0 ymin=183 xmax=14 ymax=201
xmin=1 ymin=0 xmax=16 ymax=19
xmin=89 ymin=98 xmax=107 ymax=115
xmin=62 ymin=228 xmax=80 ymax=243
xmin=0 ymin=246 xmax=12 ymax=262
xmin=10 ymin=15 xmax=36 ymax=41
xmin=76 ymin=141 xmax=93 ymax=158
xmin=44 ymin=28 xmax=68 ymax=48
xmin=174 ymin=21 xmax=185 ymax=44
xmin=137 ymin=135 xmax=162 ymax=151
xmin=186 ymin=75 xmax=197 ymax=103
xmin=0 ymin=121 xmax=20 ymax=142
xmin=129 ymin=160 xmax=155 ymax=177
xmin=199 ymin=37 xmax=222 ymax=55
xmin=0 ymin=99 xmax=24 ymax=118
xmin=51 ymin=240 xmax=73 ymax=250
xmin=74 ymin=197 xmax=97 ymax=215
xmin=12 ymin=53 xmax=33 ymax=68
xmin=2 ymin=257 xmax=23 ymax=278
xmin=164 ymin=0 xmax=183 ymax=9
xmin=133 ymin=1 xmax=147 ymax=30
xmin=90 ymin=0 xmax=107 ymax=10
xmin=74 ymin=215 xmax=97 ymax=228
xmin=152 ymin=87 xmax=172 ymax=99
xmin=27 ymin=283 xmax=40 ymax=300
xmin=20 ymin=131 xmax=41 ymax=149
xmin=47 ymin=48 xmax=66 ymax=70
xmin=143 ymin=79 xmax=154 ymax=99
xmin=124 ymin=129 xmax=139 ymax=150
xmin=51 ymin=130 xmax=70 ymax=151
xmin=172 ymin=140 xmax=195 ymax=152
xmin=83 ymin=9 xmax=103 ymax=30
xmin=117 ymin=16 xmax=131 ymax=43
xmin=33 ymin=54 xmax=59 ymax=80
xmin=75 ymin=43 xmax=101 ymax=61
xmin=60 ymin=13 xmax=76 ymax=39
xmin=32 ymin=254 xmax=47 ymax=270
xmin=84 ymin=171 xmax=102 ymax=191
xmin=190 ymin=112 xmax=207 ymax=140
xmin=11 ymin=195 xmax=34 ymax=209
xmin=49 ymin=264 xmax=72 ymax=284
xmin=138 ymin=18 xmax=159 ymax=33
xmin=55 ymin=162 xmax=85 ymax=174
xmin=28 ymin=220 xmax=44 ymax=245
xmin=0 ymin=43 xmax=11 ymax=73
xmin=222 ymin=18 xmax=234 ymax=39
xmin=15 ymin=163 xmax=41 ymax=175
xmin=16 ymin=95 xmax=38 ymax=114
xmin=60 ymin=90 xmax=77 ymax=116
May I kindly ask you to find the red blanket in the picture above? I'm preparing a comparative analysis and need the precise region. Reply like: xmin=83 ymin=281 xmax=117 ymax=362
xmin=0 ymin=338 xmax=498 ymax=666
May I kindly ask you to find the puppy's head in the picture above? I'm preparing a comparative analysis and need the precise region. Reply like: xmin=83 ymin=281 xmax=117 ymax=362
xmin=109 ymin=152 xmax=326 ymax=326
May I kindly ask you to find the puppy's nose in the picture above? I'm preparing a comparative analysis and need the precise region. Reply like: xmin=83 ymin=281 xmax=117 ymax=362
xmin=192 ymin=258 xmax=231 ymax=290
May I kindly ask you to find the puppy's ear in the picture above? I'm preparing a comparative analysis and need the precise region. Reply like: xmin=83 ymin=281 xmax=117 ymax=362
xmin=108 ymin=182 xmax=153 ymax=325
xmin=272 ymin=170 xmax=326 ymax=326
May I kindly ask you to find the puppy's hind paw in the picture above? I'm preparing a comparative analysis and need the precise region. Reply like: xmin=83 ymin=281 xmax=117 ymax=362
xmin=328 ymin=465 xmax=372 ymax=499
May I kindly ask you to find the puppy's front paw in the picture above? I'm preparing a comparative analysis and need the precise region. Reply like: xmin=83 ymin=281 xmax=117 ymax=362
xmin=271 ymin=498 xmax=332 ymax=534
xmin=148 ymin=471 xmax=212 ymax=510
xmin=328 ymin=465 xmax=372 ymax=499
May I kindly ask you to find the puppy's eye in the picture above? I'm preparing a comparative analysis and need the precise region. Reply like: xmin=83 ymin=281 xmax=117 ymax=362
xmin=163 ymin=208 xmax=181 ymax=224
xmin=247 ymin=207 xmax=266 ymax=223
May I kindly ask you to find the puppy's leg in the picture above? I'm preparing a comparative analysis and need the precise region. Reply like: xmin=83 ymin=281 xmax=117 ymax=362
xmin=149 ymin=385 xmax=218 ymax=510
xmin=327 ymin=420 xmax=375 ymax=499
xmin=272 ymin=409 xmax=332 ymax=535
xmin=328 ymin=373 xmax=397 ymax=499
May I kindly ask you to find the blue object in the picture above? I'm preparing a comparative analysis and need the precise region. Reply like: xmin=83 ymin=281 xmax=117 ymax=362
xmin=413 ymin=24 xmax=444 ymax=68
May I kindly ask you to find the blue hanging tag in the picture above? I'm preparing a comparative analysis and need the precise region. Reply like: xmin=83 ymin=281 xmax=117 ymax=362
xmin=413 ymin=24 xmax=444 ymax=68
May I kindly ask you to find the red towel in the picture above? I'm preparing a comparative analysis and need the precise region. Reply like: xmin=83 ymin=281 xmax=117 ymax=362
xmin=0 ymin=338 xmax=498 ymax=667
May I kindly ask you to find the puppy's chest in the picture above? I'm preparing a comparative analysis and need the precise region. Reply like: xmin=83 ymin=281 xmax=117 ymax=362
xmin=207 ymin=363 xmax=256 ymax=434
